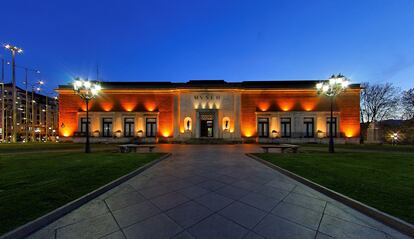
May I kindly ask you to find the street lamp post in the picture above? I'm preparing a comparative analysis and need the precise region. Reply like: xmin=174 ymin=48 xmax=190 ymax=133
xmin=31 ymin=81 xmax=43 ymax=142
xmin=23 ymin=68 xmax=41 ymax=142
xmin=45 ymin=95 xmax=48 ymax=141
xmin=42 ymin=91 xmax=57 ymax=142
xmin=73 ymin=78 xmax=101 ymax=153
xmin=316 ymin=74 xmax=350 ymax=153
xmin=1 ymin=58 xmax=4 ymax=142
xmin=32 ymin=87 xmax=36 ymax=141
xmin=0 ymin=82 xmax=4 ymax=142
xmin=4 ymin=44 xmax=23 ymax=142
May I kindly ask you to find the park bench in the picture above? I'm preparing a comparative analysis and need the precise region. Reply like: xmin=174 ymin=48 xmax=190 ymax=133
xmin=261 ymin=144 xmax=299 ymax=153
xmin=118 ymin=144 xmax=156 ymax=153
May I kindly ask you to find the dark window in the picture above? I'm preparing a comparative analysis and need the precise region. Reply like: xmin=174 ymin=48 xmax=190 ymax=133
xmin=124 ymin=118 xmax=135 ymax=137
xmin=146 ymin=118 xmax=157 ymax=137
xmin=102 ymin=118 xmax=113 ymax=137
xmin=80 ymin=117 xmax=90 ymax=133
xmin=281 ymin=117 xmax=291 ymax=138
xmin=326 ymin=117 xmax=337 ymax=137
xmin=257 ymin=118 xmax=269 ymax=137
xmin=304 ymin=117 xmax=314 ymax=138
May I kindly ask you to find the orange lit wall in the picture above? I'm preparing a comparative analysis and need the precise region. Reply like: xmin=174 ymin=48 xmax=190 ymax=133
xmin=337 ymin=91 xmax=361 ymax=138
xmin=59 ymin=94 xmax=83 ymax=137
xmin=58 ymin=92 xmax=174 ymax=137
xmin=240 ymin=90 xmax=360 ymax=138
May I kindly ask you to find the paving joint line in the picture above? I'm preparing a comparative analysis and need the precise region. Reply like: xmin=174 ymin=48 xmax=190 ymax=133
xmin=314 ymin=201 xmax=328 ymax=239
xmin=244 ymin=185 xmax=297 ymax=239
xmin=103 ymin=199 xmax=128 ymax=239
xmin=322 ymin=202 xmax=400 ymax=236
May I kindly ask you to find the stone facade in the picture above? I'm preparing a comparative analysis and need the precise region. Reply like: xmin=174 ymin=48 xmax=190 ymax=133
xmin=57 ymin=80 xmax=361 ymax=143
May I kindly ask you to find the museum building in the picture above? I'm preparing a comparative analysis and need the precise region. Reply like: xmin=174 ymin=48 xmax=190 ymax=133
xmin=57 ymin=80 xmax=361 ymax=143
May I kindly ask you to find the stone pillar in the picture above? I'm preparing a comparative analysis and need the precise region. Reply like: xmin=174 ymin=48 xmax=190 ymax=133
xmin=173 ymin=94 xmax=180 ymax=139
xmin=91 ymin=113 xmax=100 ymax=133
xmin=137 ymin=116 xmax=144 ymax=134
xmin=233 ymin=93 xmax=241 ymax=139
xmin=195 ymin=111 xmax=200 ymax=138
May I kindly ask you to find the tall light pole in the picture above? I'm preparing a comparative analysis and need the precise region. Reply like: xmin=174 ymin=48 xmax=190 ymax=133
xmin=45 ymin=93 xmax=49 ymax=141
xmin=1 ymin=58 xmax=4 ymax=142
xmin=5 ymin=61 xmax=41 ymax=142
xmin=22 ymin=68 xmax=41 ymax=142
xmin=0 ymin=82 xmax=4 ymax=142
xmin=73 ymin=78 xmax=101 ymax=153
xmin=43 ymin=92 xmax=58 ymax=142
xmin=31 ymin=81 xmax=43 ymax=142
xmin=4 ymin=44 xmax=23 ymax=142
xmin=316 ymin=74 xmax=350 ymax=153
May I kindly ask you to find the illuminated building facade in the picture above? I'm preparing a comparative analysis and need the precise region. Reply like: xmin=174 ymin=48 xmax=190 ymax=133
xmin=57 ymin=80 xmax=360 ymax=143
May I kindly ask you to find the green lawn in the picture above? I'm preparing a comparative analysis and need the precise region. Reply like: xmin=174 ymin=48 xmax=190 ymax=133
xmin=300 ymin=143 xmax=414 ymax=153
xmin=0 ymin=151 xmax=165 ymax=234
xmin=254 ymin=150 xmax=414 ymax=224
xmin=0 ymin=142 xmax=118 ymax=154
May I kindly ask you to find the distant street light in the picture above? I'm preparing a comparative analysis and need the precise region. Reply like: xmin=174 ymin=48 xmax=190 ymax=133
xmin=4 ymin=43 xmax=23 ymax=142
xmin=391 ymin=132 xmax=398 ymax=145
xmin=73 ymin=78 xmax=101 ymax=153
xmin=316 ymin=74 xmax=350 ymax=153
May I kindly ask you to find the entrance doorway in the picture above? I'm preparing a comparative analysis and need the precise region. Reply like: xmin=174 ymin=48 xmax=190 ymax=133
xmin=200 ymin=120 xmax=214 ymax=137
xmin=199 ymin=111 xmax=215 ymax=137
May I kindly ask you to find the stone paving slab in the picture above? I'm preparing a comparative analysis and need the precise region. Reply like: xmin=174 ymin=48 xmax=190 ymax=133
xmin=24 ymin=144 xmax=411 ymax=239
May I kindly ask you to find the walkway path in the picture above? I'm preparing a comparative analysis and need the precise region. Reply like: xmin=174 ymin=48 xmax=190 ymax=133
xmin=26 ymin=145 xmax=410 ymax=239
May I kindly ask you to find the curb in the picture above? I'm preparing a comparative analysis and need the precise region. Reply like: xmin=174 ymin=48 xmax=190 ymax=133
xmin=0 ymin=153 xmax=172 ymax=239
xmin=246 ymin=153 xmax=414 ymax=238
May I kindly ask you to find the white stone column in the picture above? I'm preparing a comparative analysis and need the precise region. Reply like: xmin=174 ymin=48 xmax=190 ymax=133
xmin=233 ymin=92 xmax=241 ymax=139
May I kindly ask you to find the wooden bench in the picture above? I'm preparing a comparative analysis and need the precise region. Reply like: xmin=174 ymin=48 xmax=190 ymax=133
xmin=261 ymin=144 xmax=299 ymax=153
xmin=118 ymin=144 xmax=156 ymax=153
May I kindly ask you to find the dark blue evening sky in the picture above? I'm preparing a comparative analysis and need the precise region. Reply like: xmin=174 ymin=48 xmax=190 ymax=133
xmin=1 ymin=0 xmax=414 ymax=94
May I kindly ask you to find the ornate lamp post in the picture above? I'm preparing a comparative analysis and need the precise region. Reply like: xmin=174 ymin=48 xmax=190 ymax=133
xmin=4 ymin=44 xmax=23 ymax=142
xmin=73 ymin=78 xmax=101 ymax=153
xmin=316 ymin=74 xmax=350 ymax=153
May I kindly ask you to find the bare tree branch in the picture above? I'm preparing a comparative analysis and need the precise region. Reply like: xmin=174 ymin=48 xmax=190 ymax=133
xmin=401 ymin=88 xmax=414 ymax=119
xmin=360 ymin=82 xmax=400 ymax=123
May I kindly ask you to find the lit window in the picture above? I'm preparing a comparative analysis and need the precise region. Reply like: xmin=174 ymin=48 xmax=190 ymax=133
xmin=257 ymin=118 xmax=269 ymax=137
xmin=326 ymin=117 xmax=337 ymax=137
xmin=80 ymin=117 xmax=90 ymax=133
xmin=304 ymin=117 xmax=314 ymax=138
xmin=102 ymin=118 xmax=113 ymax=137
xmin=146 ymin=118 xmax=157 ymax=137
xmin=281 ymin=118 xmax=291 ymax=138
xmin=124 ymin=118 xmax=135 ymax=137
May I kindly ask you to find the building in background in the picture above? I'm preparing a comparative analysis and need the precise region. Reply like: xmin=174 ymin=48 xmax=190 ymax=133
xmin=0 ymin=83 xmax=58 ymax=142
xmin=57 ymin=80 xmax=360 ymax=144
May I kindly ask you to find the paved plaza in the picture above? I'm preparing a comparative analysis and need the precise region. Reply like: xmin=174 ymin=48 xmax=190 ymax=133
xmin=25 ymin=145 xmax=410 ymax=239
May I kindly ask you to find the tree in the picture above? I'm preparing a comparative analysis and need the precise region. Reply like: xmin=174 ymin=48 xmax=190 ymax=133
xmin=360 ymin=82 xmax=400 ymax=142
xmin=360 ymin=82 xmax=400 ymax=123
xmin=401 ymin=88 xmax=414 ymax=119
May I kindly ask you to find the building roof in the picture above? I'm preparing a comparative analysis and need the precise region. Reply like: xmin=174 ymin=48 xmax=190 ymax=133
xmin=57 ymin=80 xmax=361 ymax=90
xmin=2 ymin=83 xmax=58 ymax=103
